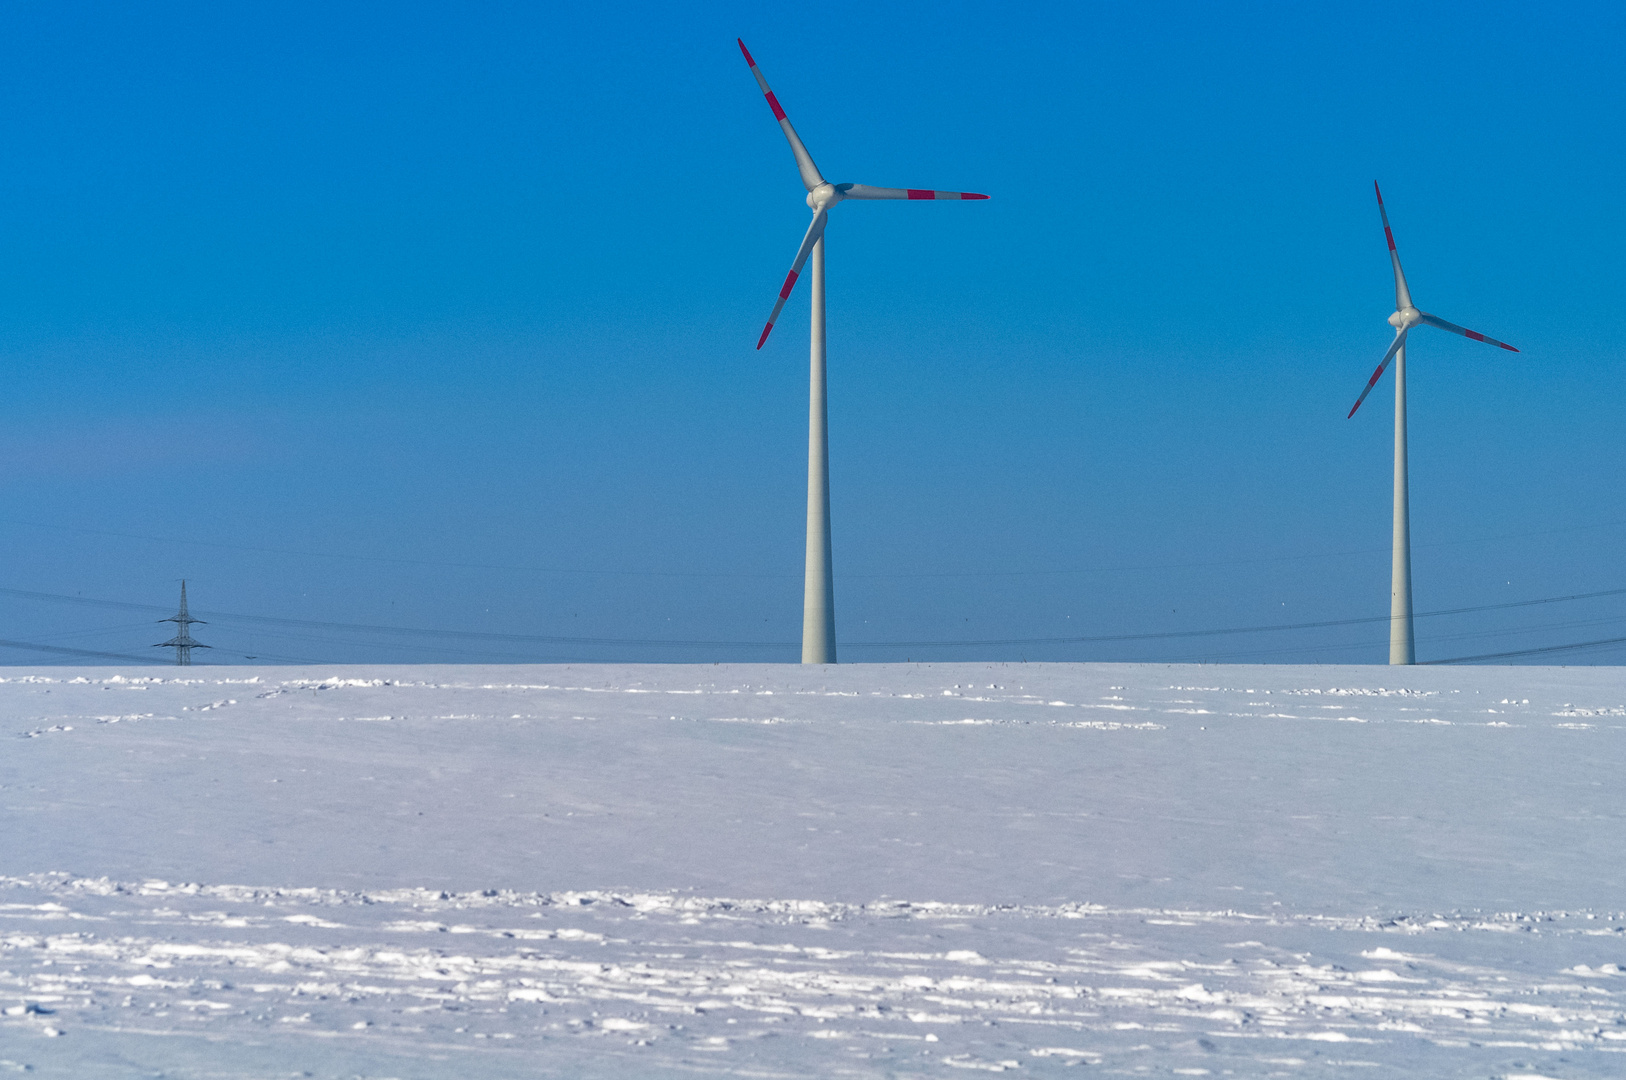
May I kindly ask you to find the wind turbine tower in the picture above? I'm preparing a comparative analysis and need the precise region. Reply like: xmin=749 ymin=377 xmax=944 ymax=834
xmin=1347 ymin=184 xmax=1518 ymax=664
xmin=738 ymin=39 xmax=988 ymax=664
xmin=156 ymin=580 xmax=209 ymax=666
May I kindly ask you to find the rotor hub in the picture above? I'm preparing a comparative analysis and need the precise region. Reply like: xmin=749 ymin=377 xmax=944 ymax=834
xmin=806 ymin=182 xmax=845 ymax=212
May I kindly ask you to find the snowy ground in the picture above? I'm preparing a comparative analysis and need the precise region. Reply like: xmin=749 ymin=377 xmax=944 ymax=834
xmin=2 ymin=662 xmax=1624 ymax=1078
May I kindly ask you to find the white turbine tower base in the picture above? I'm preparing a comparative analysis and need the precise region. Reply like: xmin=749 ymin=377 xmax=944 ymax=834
xmin=1390 ymin=341 xmax=1413 ymax=665
xmin=1348 ymin=183 xmax=1518 ymax=665
xmin=738 ymin=39 xmax=988 ymax=664
xmin=803 ymin=236 xmax=835 ymax=663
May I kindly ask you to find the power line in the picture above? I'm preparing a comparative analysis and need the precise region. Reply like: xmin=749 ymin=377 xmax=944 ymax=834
xmin=0 ymin=586 xmax=792 ymax=647
xmin=31 ymin=621 xmax=158 ymax=643
xmin=206 ymin=621 xmax=697 ymax=664
xmin=0 ymin=638 xmax=158 ymax=664
xmin=839 ymin=587 xmax=1626 ymax=649
xmin=0 ymin=582 xmax=1622 ymax=655
xmin=1424 ymin=637 xmax=1626 ymax=665
xmin=1159 ymin=611 xmax=1626 ymax=664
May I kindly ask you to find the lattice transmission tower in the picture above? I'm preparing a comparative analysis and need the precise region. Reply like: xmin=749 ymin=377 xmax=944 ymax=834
xmin=156 ymin=580 xmax=209 ymax=666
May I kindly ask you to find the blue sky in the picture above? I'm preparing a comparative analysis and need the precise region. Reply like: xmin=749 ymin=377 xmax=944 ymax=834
xmin=0 ymin=0 xmax=1622 ymax=664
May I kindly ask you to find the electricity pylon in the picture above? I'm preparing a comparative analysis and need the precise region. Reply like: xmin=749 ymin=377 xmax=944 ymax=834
xmin=156 ymin=580 xmax=209 ymax=666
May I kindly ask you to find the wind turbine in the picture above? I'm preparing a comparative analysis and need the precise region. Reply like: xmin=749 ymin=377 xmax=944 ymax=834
xmin=1347 ymin=183 xmax=1518 ymax=665
xmin=738 ymin=38 xmax=988 ymax=664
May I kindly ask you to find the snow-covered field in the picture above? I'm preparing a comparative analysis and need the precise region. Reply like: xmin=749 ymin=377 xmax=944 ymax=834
xmin=3 ymin=662 xmax=1624 ymax=1078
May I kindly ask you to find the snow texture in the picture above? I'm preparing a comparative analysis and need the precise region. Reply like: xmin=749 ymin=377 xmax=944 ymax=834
xmin=2 ymin=661 xmax=1624 ymax=1078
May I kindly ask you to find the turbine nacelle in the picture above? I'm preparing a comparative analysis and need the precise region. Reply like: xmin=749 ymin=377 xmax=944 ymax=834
xmin=807 ymin=182 xmax=846 ymax=212
xmin=1388 ymin=306 xmax=1422 ymax=330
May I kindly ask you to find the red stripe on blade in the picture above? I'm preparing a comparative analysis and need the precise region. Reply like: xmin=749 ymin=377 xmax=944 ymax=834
xmin=737 ymin=39 xmax=756 ymax=66
xmin=777 ymin=269 xmax=798 ymax=299
xmin=756 ymin=323 xmax=773 ymax=350
xmin=764 ymin=92 xmax=786 ymax=121
xmin=1464 ymin=329 xmax=1485 ymax=342
xmin=962 ymin=192 xmax=990 ymax=199
xmin=1384 ymin=227 xmax=1395 ymax=251
xmin=906 ymin=189 xmax=933 ymax=199
xmin=1500 ymin=343 xmax=1520 ymax=352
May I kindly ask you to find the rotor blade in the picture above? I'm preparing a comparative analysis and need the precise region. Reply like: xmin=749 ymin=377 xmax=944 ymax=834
xmin=1374 ymin=182 xmax=1414 ymax=312
xmin=1347 ymin=329 xmax=1408 ymax=419
xmin=1418 ymin=311 xmax=1519 ymax=352
xmin=840 ymin=184 xmax=990 ymax=201
xmin=737 ymin=39 xmax=824 ymax=192
xmin=756 ymin=209 xmax=828 ymax=350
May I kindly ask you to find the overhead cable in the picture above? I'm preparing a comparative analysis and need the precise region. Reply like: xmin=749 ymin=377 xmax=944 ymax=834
xmin=0 ymin=638 xmax=158 ymax=664
xmin=1424 ymin=636 xmax=1626 ymax=665
xmin=0 ymin=583 xmax=1622 ymax=653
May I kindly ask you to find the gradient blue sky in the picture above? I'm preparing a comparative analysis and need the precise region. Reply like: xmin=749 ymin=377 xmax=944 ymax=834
xmin=0 ymin=0 xmax=1621 ymax=665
